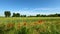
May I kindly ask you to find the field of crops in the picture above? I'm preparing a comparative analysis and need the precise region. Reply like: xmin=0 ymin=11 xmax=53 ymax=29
xmin=0 ymin=17 xmax=60 ymax=34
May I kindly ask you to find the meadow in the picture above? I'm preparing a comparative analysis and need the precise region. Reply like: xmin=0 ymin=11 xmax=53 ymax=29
xmin=0 ymin=17 xmax=60 ymax=34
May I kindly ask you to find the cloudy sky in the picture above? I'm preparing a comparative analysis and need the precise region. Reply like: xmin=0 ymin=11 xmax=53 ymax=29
xmin=0 ymin=0 xmax=60 ymax=16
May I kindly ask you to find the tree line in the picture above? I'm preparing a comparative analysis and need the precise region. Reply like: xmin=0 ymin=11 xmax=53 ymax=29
xmin=4 ymin=11 xmax=60 ymax=17
xmin=4 ymin=11 xmax=26 ymax=17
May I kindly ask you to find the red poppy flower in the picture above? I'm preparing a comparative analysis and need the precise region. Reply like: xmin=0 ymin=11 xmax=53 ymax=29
xmin=17 ymin=23 xmax=20 ymax=29
xmin=7 ymin=23 xmax=14 ymax=28
xmin=24 ymin=22 xmax=26 ymax=26
xmin=38 ymin=20 xmax=43 ymax=24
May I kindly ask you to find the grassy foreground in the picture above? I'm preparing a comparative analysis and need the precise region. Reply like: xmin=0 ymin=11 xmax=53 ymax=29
xmin=0 ymin=17 xmax=60 ymax=34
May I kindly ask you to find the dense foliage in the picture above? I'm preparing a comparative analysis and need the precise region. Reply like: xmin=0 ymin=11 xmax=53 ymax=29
xmin=4 ymin=11 xmax=11 ymax=17
xmin=4 ymin=11 xmax=60 ymax=17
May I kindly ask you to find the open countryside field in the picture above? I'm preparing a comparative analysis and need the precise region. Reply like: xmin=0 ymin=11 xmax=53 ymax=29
xmin=0 ymin=17 xmax=60 ymax=34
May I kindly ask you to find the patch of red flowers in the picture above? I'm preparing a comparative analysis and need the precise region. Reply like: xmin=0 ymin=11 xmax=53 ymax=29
xmin=7 ymin=23 xmax=14 ymax=28
xmin=23 ymin=22 xmax=26 ymax=26
xmin=38 ymin=20 xmax=43 ymax=24
xmin=17 ymin=23 xmax=21 ymax=29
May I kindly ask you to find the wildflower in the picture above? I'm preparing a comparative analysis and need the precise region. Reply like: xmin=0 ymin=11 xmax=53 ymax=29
xmin=24 ymin=23 xmax=26 ymax=26
xmin=38 ymin=20 xmax=43 ymax=24
xmin=7 ymin=23 xmax=14 ymax=28
xmin=17 ymin=23 xmax=21 ymax=29
xmin=24 ymin=22 xmax=26 ymax=26
xmin=7 ymin=23 xmax=11 ymax=28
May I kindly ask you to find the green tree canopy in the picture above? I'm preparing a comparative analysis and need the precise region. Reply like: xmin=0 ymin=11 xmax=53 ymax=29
xmin=4 ymin=11 xmax=11 ymax=17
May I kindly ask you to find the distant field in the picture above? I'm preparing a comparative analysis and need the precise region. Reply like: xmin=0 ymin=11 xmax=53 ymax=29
xmin=0 ymin=17 xmax=60 ymax=23
xmin=0 ymin=17 xmax=60 ymax=34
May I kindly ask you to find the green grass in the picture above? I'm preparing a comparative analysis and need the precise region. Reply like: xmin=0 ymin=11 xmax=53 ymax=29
xmin=0 ymin=17 xmax=60 ymax=34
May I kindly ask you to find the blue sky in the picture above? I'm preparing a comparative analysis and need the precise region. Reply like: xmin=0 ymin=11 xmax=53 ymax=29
xmin=0 ymin=0 xmax=60 ymax=16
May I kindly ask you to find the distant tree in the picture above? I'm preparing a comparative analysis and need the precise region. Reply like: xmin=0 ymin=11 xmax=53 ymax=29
xmin=57 ymin=14 xmax=60 ymax=17
xmin=24 ymin=15 xmax=26 ymax=17
xmin=4 ymin=11 xmax=11 ymax=17
xmin=40 ymin=15 xmax=46 ymax=17
xmin=29 ymin=15 xmax=36 ymax=17
xmin=12 ymin=13 xmax=20 ymax=17
xmin=54 ymin=13 xmax=58 ymax=17
xmin=16 ymin=13 xmax=20 ymax=17
xmin=21 ymin=15 xmax=26 ymax=17
xmin=12 ymin=13 xmax=16 ymax=17
xmin=36 ymin=14 xmax=40 ymax=17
